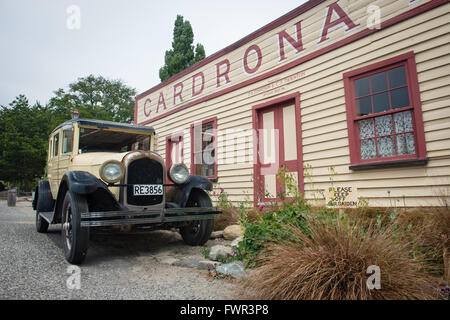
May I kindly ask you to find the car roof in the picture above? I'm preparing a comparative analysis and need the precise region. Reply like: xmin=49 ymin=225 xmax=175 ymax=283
xmin=51 ymin=118 xmax=155 ymax=134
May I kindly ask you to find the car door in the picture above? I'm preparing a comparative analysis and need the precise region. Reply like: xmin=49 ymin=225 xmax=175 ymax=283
xmin=48 ymin=131 xmax=61 ymax=199
xmin=58 ymin=125 xmax=74 ymax=183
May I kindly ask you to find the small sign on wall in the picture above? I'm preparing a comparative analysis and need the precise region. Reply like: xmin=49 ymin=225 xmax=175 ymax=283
xmin=325 ymin=186 xmax=359 ymax=208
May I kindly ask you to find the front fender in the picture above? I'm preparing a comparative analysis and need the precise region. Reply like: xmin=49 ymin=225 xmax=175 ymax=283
xmin=53 ymin=171 xmax=120 ymax=224
xmin=166 ymin=175 xmax=213 ymax=208
xmin=63 ymin=171 xmax=100 ymax=195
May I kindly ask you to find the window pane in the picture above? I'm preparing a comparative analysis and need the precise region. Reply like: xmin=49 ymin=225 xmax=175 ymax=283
xmin=396 ymin=133 xmax=416 ymax=155
xmin=370 ymin=72 xmax=388 ymax=93
xmin=195 ymin=164 xmax=203 ymax=176
xmin=53 ymin=134 xmax=59 ymax=156
xmin=388 ymin=66 xmax=407 ymax=88
xmin=394 ymin=111 xmax=413 ymax=133
xmin=377 ymin=136 xmax=395 ymax=158
xmin=360 ymin=139 xmax=376 ymax=160
xmin=62 ymin=129 xmax=73 ymax=154
xmin=356 ymin=96 xmax=372 ymax=116
xmin=390 ymin=87 xmax=410 ymax=109
xmin=373 ymin=92 xmax=390 ymax=113
xmin=375 ymin=114 xmax=394 ymax=136
xmin=359 ymin=118 xmax=375 ymax=139
xmin=354 ymin=77 xmax=370 ymax=97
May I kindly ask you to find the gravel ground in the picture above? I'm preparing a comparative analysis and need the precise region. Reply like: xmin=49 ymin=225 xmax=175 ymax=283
xmin=0 ymin=201 xmax=238 ymax=300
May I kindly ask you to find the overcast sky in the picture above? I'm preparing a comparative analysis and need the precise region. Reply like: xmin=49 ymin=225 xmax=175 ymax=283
xmin=0 ymin=0 xmax=308 ymax=107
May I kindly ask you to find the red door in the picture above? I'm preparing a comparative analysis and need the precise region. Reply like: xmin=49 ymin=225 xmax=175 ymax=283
xmin=254 ymin=96 xmax=303 ymax=204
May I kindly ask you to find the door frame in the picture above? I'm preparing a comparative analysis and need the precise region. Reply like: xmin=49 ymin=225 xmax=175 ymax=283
xmin=252 ymin=92 xmax=304 ymax=206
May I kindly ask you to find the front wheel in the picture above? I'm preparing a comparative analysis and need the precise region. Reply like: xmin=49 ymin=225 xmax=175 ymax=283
xmin=180 ymin=189 xmax=214 ymax=246
xmin=61 ymin=191 xmax=90 ymax=265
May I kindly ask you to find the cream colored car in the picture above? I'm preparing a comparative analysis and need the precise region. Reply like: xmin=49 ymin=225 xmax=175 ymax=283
xmin=33 ymin=118 xmax=220 ymax=264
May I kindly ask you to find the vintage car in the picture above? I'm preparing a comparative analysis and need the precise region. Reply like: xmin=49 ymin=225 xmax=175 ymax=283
xmin=32 ymin=117 xmax=220 ymax=264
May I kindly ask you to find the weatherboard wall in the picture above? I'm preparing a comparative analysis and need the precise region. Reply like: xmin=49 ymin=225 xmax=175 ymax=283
xmin=136 ymin=0 xmax=450 ymax=207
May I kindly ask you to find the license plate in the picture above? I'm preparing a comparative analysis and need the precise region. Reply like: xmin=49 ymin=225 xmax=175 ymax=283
xmin=133 ymin=185 xmax=164 ymax=196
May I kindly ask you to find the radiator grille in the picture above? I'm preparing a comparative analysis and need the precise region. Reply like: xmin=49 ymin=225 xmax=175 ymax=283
xmin=126 ymin=158 xmax=164 ymax=206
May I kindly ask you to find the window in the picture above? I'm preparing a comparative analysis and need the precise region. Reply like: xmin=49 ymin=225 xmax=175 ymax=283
xmin=190 ymin=118 xmax=218 ymax=179
xmin=53 ymin=133 xmax=59 ymax=157
xmin=62 ymin=128 xmax=73 ymax=154
xmin=343 ymin=52 xmax=427 ymax=169
xmin=78 ymin=127 xmax=151 ymax=153
xmin=166 ymin=133 xmax=184 ymax=169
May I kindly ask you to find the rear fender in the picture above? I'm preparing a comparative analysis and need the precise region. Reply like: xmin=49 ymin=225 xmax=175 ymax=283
xmin=34 ymin=180 xmax=55 ymax=212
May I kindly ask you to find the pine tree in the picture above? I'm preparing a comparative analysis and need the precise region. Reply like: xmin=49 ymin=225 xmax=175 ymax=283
xmin=159 ymin=15 xmax=206 ymax=82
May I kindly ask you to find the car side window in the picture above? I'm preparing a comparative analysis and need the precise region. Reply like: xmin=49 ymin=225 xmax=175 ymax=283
xmin=53 ymin=133 xmax=59 ymax=157
xmin=48 ymin=138 xmax=53 ymax=160
xmin=62 ymin=128 xmax=73 ymax=154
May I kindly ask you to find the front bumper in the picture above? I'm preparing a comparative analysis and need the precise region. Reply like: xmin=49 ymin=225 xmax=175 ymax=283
xmin=80 ymin=207 xmax=221 ymax=227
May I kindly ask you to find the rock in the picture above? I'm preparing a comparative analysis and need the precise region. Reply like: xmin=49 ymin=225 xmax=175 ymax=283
xmin=173 ymin=258 xmax=201 ymax=269
xmin=216 ymin=261 xmax=245 ymax=279
xmin=157 ymin=256 xmax=179 ymax=266
xmin=210 ymin=231 xmax=224 ymax=239
xmin=209 ymin=245 xmax=233 ymax=261
xmin=223 ymin=225 xmax=242 ymax=240
xmin=198 ymin=260 xmax=222 ymax=271
xmin=231 ymin=237 xmax=243 ymax=250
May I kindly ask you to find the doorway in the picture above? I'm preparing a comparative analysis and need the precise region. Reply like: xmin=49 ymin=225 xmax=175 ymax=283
xmin=252 ymin=92 xmax=303 ymax=204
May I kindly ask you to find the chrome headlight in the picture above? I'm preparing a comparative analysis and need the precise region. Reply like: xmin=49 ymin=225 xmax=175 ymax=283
xmin=99 ymin=160 xmax=124 ymax=184
xmin=168 ymin=163 xmax=190 ymax=184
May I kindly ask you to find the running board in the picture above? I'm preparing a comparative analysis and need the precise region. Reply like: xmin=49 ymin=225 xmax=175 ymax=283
xmin=80 ymin=207 xmax=221 ymax=228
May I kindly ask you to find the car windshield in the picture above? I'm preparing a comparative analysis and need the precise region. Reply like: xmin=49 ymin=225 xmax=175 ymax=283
xmin=79 ymin=127 xmax=151 ymax=154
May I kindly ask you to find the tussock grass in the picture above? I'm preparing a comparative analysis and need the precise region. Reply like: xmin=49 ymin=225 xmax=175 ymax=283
xmin=243 ymin=218 xmax=439 ymax=300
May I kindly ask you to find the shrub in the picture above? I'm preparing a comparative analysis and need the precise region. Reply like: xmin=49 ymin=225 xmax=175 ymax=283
xmin=238 ymin=202 xmax=310 ymax=268
xmin=243 ymin=217 xmax=439 ymax=300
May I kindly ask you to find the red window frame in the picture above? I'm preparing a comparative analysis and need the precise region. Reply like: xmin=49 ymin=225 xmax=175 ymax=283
xmin=166 ymin=132 xmax=184 ymax=169
xmin=190 ymin=117 xmax=218 ymax=180
xmin=343 ymin=51 xmax=427 ymax=169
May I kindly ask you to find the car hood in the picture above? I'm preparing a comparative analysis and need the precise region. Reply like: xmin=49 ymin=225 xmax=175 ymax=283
xmin=71 ymin=152 xmax=129 ymax=167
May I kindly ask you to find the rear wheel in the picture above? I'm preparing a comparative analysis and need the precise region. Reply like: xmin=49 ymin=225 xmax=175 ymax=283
xmin=36 ymin=212 xmax=49 ymax=233
xmin=180 ymin=189 xmax=214 ymax=246
xmin=35 ymin=184 xmax=51 ymax=234
xmin=61 ymin=191 xmax=90 ymax=265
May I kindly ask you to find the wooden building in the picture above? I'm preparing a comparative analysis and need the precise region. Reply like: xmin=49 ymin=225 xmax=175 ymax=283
xmin=135 ymin=0 xmax=450 ymax=207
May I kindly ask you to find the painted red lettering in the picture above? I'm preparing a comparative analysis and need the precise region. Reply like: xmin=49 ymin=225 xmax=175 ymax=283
xmin=192 ymin=72 xmax=205 ymax=97
xmin=278 ymin=21 xmax=304 ymax=62
xmin=156 ymin=92 xmax=167 ymax=113
xmin=243 ymin=44 xmax=263 ymax=74
xmin=143 ymin=98 xmax=152 ymax=117
xmin=318 ymin=2 xmax=359 ymax=44
xmin=173 ymin=82 xmax=184 ymax=105
xmin=216 ymin=59 xmax=231 ymax=87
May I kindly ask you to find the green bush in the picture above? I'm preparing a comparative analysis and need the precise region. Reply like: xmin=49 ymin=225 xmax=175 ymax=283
xmin=239 ymin=202 xmax=311 ymax=268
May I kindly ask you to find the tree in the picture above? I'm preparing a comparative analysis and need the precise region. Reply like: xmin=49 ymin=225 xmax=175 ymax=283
xmin=0 ymin=95 xmax=52 ymax=191
xmin=48 ymin=75 xmax=137 ymax=125
xmin=0 ymin=76 xmax=137 ymax=191
xmin=159 ymin=15 xmax=206 ymax=82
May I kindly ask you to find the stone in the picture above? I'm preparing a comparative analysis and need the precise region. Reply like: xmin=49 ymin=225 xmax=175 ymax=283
xmin=210 ymin=231 xmax=224 ymax=239
xmin=209 ymin=245 xmax=233 ymax=261
xmin=223 ymin=225 xmax=242 ymax=240
xmin=197 ymin=260 xmax=222 ymax=271
xmin=231 ymin=236 xmax=243 ymax=250
xmin=157 ymin=256 xmax=179 ymax=265
xmin=173 ymin=258 xmax=201 ymax=269
xmin=216 ymin=261 xmax=245 ymax=279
